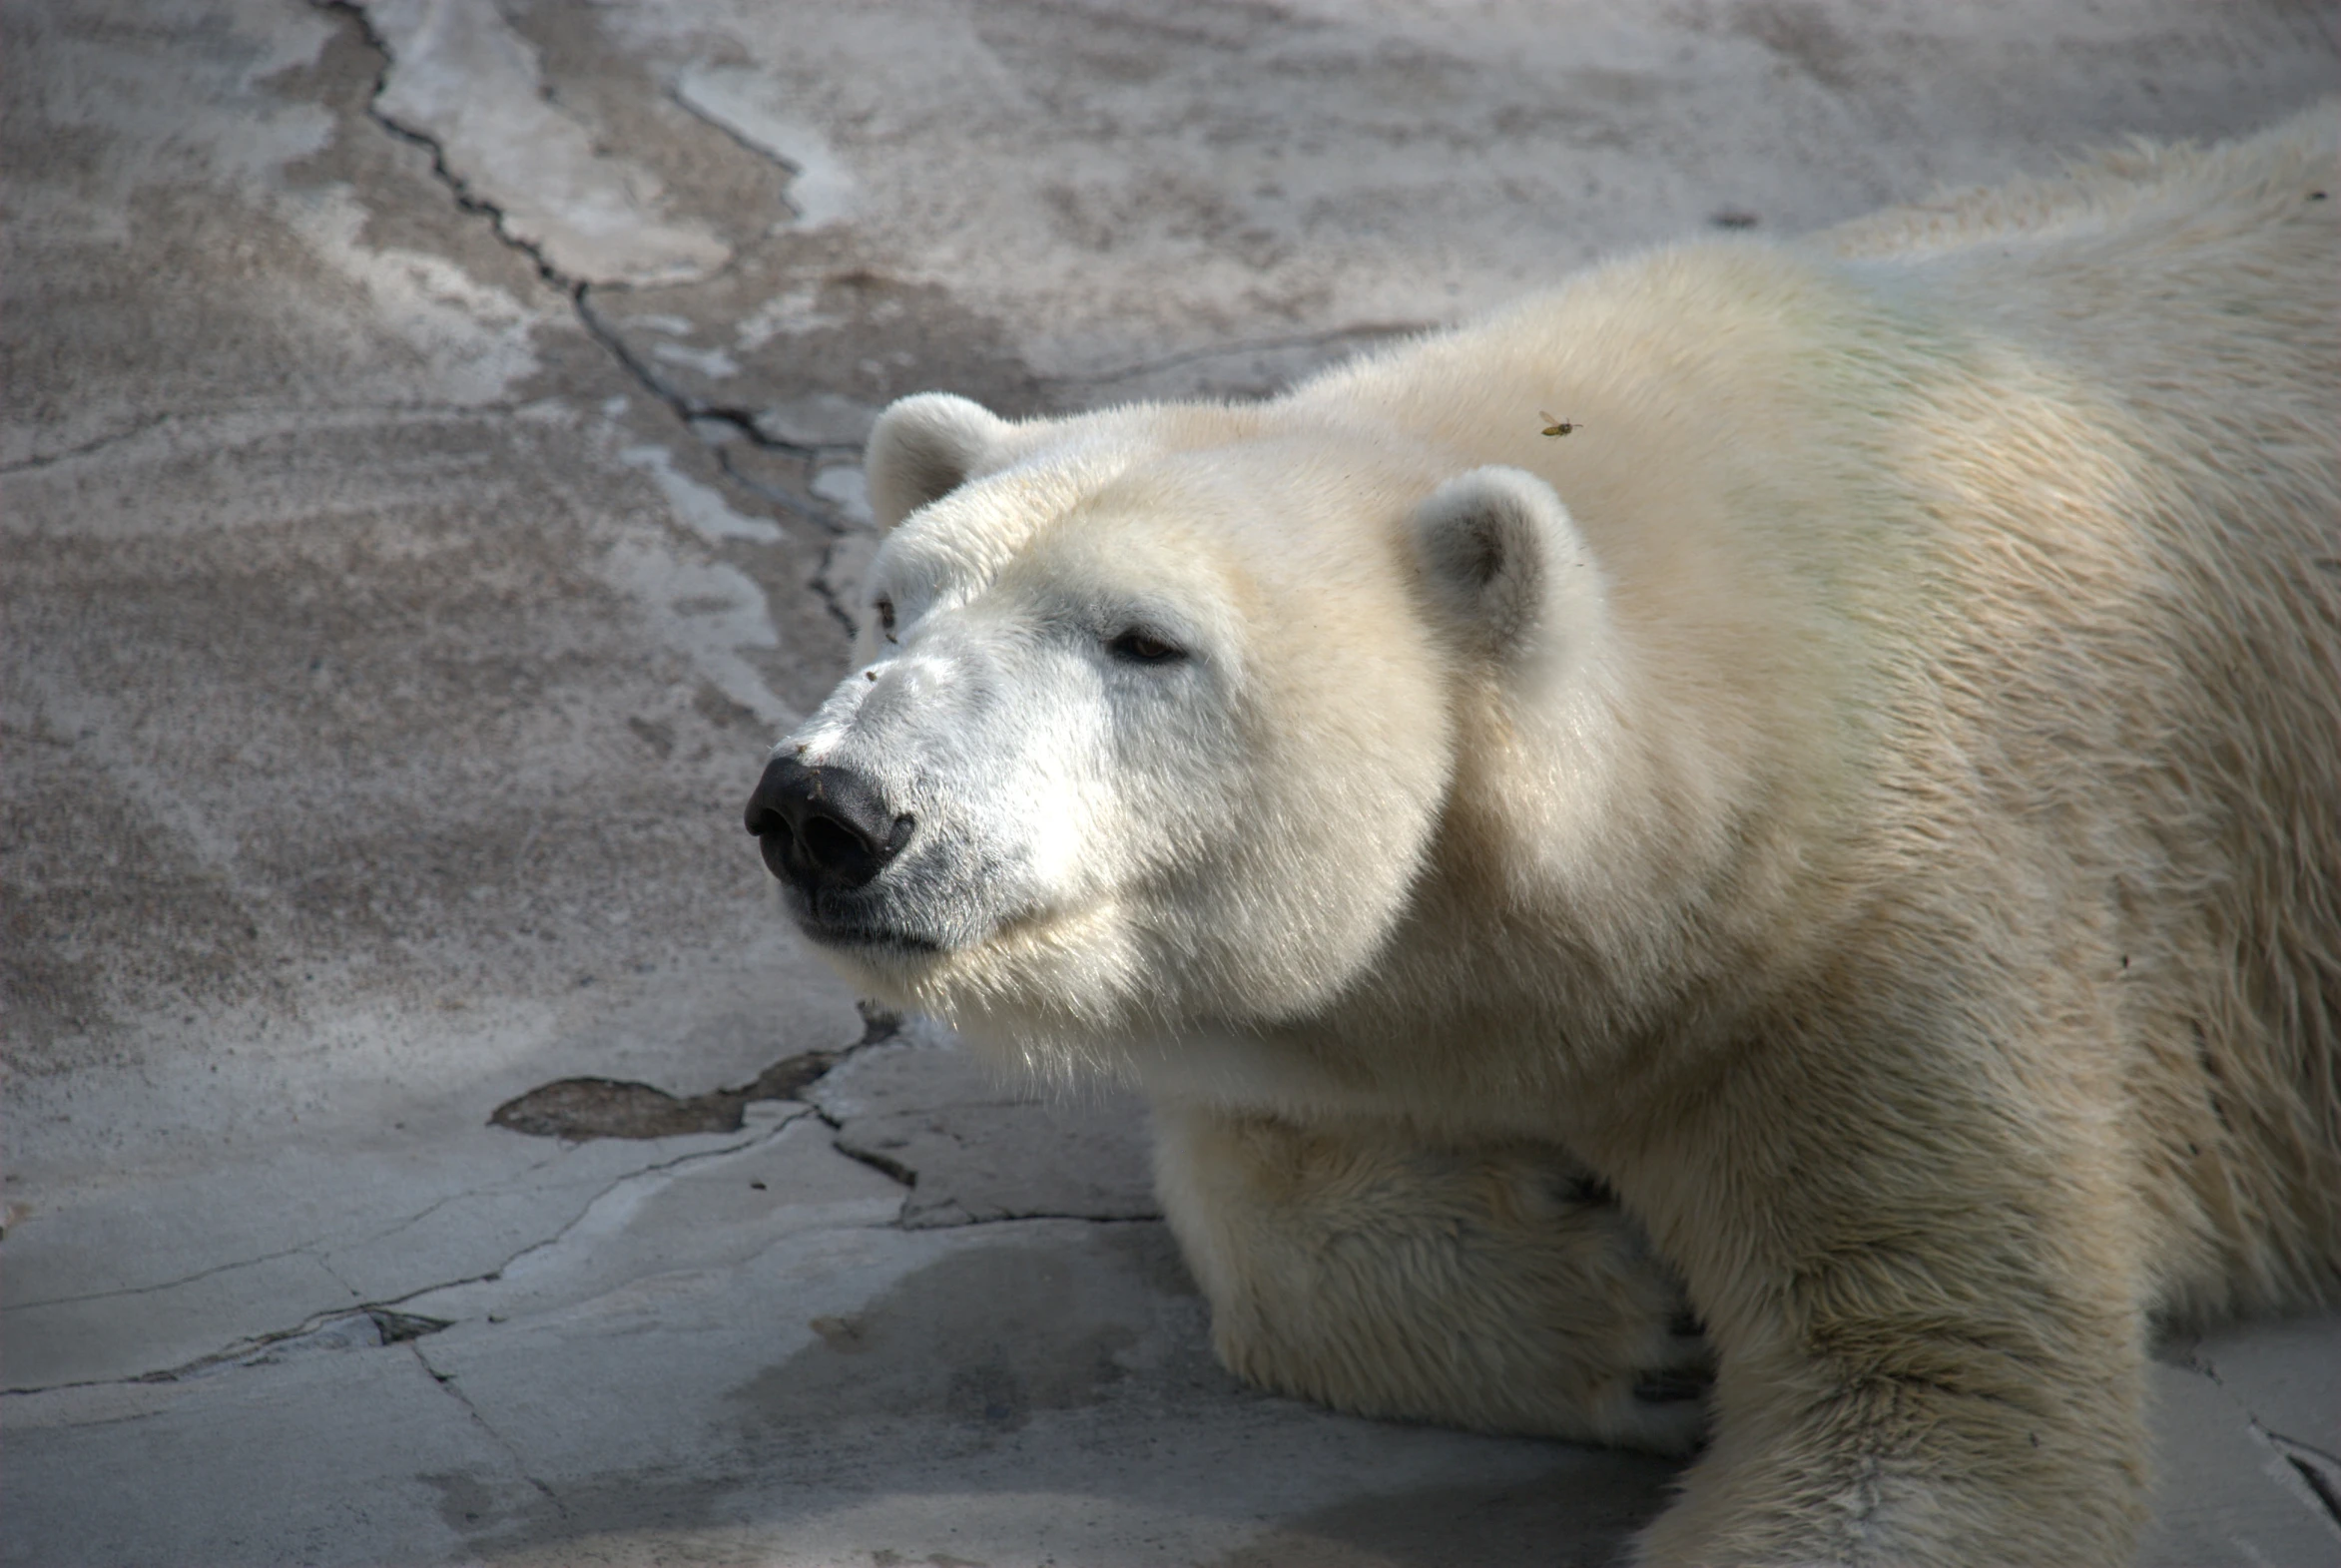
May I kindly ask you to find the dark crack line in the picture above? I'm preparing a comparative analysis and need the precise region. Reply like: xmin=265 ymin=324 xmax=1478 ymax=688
xmin=8 ymin=1017 xmax=897 ymax=1393
xmin=319 ymin=1142 xmax=575 ymax=1256
xmin=2184 ymin=1344 xmax=2341 ymax=1532
xmin=2 ymin=1304 xmax=450 ymax=1396
xmin=318 ymin=3 xmax=563 ymax=286
xmin=312 ymin=0 xmax=852 ymax=521
xmin=571 ymin=291 xmax=856 ymax=477
xmin=474 ymin=1116 xmax=806 ymax=1276
xmin=313 ymin=0 xmax=1420 ymax=669
xmin=0 ymin=414 xmax=172 ymax=473
xmin=717 ymin=443 xmax=841 ymax=527
xmin=3 ymin=403 xmax=530 ymax=478
xmin=832 ymin=1141 xmax=916 ymax=1189
xmin=316 ymin=0 xmax=874 ymax=653
xmin=406 ymin=1340 xmax=570 ymax=1520
xmin=9 ymin=1137 xmax=576 ymax=1313
xmin=3 ymin=1244 xmax=317 ymax=1315
xmin=2266 ymin=1431 xmax=2341 ymax=1528
xmin=1 ymin=1131 xmax=787 ymax=1395
xmin=369 ymin=1266 xmax=508 ymax=1310
xmin=810 ymin=536 xmax=870 ymax=642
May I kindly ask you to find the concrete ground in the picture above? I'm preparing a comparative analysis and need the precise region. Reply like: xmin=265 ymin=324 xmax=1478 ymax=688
xmin=4 ymin=2 xmax=2338 ymax=1564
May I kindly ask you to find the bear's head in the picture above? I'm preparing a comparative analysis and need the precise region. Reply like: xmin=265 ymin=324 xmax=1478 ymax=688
xmin=746 ymin=391 xmax=1613 ymax=1074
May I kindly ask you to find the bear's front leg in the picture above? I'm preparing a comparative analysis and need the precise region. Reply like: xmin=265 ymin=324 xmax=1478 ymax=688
xmin=1613 ymin=1019 xmax=2153 ymax=1566
xmin=1153 ymin=1103 xmax=1712 ymax=1455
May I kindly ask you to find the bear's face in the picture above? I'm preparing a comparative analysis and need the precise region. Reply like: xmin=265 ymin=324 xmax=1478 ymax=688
xmin=749 ymin=393 xmax=1607 ymax=1063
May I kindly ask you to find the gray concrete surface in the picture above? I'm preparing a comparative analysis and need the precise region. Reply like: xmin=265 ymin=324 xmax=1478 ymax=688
xmin=4 ymin=2 xmax=2338 ymax=1564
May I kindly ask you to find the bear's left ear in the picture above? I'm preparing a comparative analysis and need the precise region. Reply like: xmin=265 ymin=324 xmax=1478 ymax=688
xmin=1409 ymin=466 xmax=1605 ymax=664
xmin=865 ymin=392 xmax=1010 ymax=533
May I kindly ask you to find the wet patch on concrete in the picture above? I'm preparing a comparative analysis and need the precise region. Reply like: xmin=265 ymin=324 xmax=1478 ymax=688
xmin=489 ymin=1005 xmax=898 ymax=1140
xmin=420 ymin=1468 xmax=511 ymax=1536
xmin=489 ymin=1053 xmax=838 ymax=1140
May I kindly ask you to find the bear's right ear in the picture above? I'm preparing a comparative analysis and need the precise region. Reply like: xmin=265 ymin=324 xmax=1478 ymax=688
xmin=1409 ymin=466 xmax=1605 ymax=666
xmin=864 ymin=392 xmax=1009 ymax=532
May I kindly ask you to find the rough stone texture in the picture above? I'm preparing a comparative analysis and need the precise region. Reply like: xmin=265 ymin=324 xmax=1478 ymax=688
xmin=2142 ymin=1352 xmax=2341 ymax=1568
xmin=811 ymin=1021 xmax=1160 ymax=1228
xmin=2167 ymin=1320 xmax=2341 ymax=1558
xmin=365 ymin=0 xmax=734 ymax=286
xmin=4 ymin=0 xmax=2337 ymax=1563
xmin=3 ymin=1347 xmax=527 ymax=1568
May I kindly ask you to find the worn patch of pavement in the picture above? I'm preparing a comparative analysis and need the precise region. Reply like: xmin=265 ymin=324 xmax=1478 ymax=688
xmin=5 ymin=2 xmax=2337 ymax=1564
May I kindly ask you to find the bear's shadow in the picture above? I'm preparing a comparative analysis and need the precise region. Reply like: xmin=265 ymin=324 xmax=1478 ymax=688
xmin=454 ymin=1223 xmax=1678 ymax=1565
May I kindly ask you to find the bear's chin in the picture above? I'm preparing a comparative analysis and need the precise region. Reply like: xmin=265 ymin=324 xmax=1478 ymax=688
xmin=779 ymin=870 xmax=990 ymax=961
xmin=810 ymin=897 xmax=1183 ymax=1067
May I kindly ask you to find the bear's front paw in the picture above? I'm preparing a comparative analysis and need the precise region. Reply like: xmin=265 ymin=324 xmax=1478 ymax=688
xmin=1616 ymin=1309 xmax=1715 ymax=1453
xmin=1156 ymin=1108 xmax=1713 ymax=1454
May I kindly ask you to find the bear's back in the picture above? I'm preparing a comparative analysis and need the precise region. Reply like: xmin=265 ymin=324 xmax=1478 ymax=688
xmin=1837 ymin=109 xmax=2341 ymax=1315
xmin=1283 ymin=105 xmax=2341 ymax=1315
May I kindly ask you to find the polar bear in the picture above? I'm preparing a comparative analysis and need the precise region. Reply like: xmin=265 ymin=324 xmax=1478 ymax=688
xmin=746 ymin=107 xmax=2341 ymax=1565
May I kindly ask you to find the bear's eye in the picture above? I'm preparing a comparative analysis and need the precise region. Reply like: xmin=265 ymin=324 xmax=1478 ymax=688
xmin=874 ymin=597 xmax=897 ymax=641
xmin=1106 ymin=629 xmax=1185 ymax=665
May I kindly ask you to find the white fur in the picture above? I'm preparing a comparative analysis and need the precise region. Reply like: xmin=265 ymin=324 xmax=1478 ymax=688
xmin=771 ymin=106 xmax=2341 ymax=1565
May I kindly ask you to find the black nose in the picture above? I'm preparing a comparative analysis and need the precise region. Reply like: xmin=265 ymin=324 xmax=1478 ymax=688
xmin=744 ymin=756 xmax=914 ymax=892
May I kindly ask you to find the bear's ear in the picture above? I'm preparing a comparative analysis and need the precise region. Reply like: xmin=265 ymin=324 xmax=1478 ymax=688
xmin=1409 ymin=466 xmax=1603 ymax=663
xmin=864 ymin=392 xmax=1009 ymax=532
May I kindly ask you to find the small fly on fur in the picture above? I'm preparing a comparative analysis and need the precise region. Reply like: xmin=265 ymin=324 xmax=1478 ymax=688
xmin=1538 ymin=410 xmax=1578 ymax=436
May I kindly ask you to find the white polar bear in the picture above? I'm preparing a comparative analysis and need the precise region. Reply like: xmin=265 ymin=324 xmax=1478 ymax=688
xmin=747 ymin=106 xmax=2341 ymax=1566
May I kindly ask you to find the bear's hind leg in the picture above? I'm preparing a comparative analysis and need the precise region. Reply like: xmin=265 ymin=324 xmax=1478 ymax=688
xmin=1152 ymin=1103 xmax=1711 ymax=1455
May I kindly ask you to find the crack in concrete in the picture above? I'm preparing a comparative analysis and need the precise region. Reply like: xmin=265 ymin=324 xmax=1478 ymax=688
xmin=0 ymin=415 xmax=173 ymax=474
xmin=2 ymin=1244 xmax=320 ymax=1315
xmin=1 ymin=1129 xmax=792 ymax=1396
xmin=714 ymin=443 xmax=843 ymax=528
xmin=8 ymin=1138 xmax=573 ymax=1315
xmin=319 ymin=1145 xmax=577 ymax=1260
xmin=464 ymin=1115 xmax=803 ymax=1280
xmin=2 ymin=401 xmax=532 ymax=477
xmin=310 ymin=2 xmax=1434 ymax=659
xmin=2180 ymin=1341 xmax=2341 ymax=1534
xmin=830 ymin=1139 xmax=916 ymax=1189
xmin=488 ymin=1005 xmax=896 ymax=1145
xmin=317 ymin=2 xmax=843 ymax=469
xmin=2 ymin=1306 xmax=453 ymax=1397
xmin=365 ymin=1267 xmax=509 ymax=1311
xmin=315 ymin=0 xmax=871 ymax=651
xmin=169 ymin=1307 xmax=455 ymax=1380
xmin=319 ymin=3 xmax=560 ymax=280
xmin=2264 ymin=1431 xmax=2341 ymax=1529
xmin=10 ymin=1001 xmax=906 ymax=1387
xmin=405 ymin=1339 xmax=570 ymax=1521
xmin=570 ymin=293 xmax=796 ymax=451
